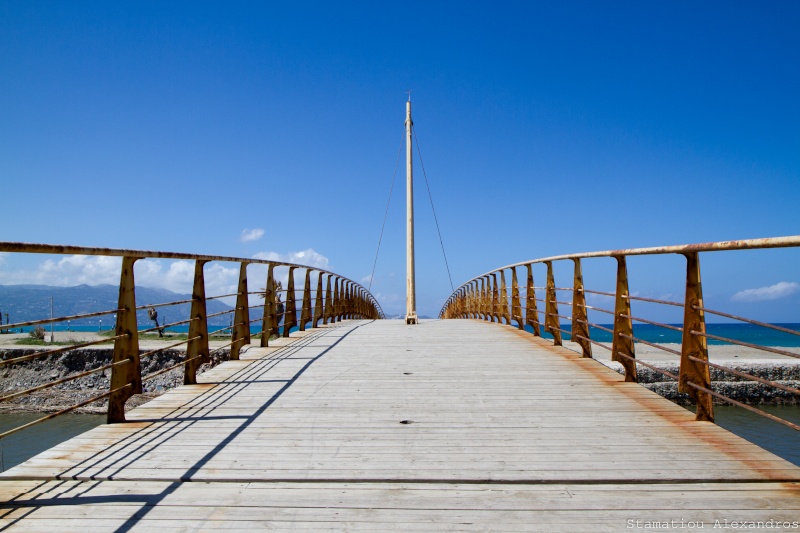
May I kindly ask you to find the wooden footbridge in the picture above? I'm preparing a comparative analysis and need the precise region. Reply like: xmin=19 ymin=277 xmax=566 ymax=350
xmin=1 ymin=239 xmax=799 ymax=531
xmin=2 ymin=319 xmax=799 ymax=531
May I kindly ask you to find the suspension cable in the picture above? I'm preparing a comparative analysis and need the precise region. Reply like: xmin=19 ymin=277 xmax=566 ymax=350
xmin=413 ymin=127 xmax=455 ymax=292
xmin=368 ymin=128 xmax=405 ymax=293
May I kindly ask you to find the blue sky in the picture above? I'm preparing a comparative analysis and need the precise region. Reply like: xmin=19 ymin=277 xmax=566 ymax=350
xmin=1 ymin=1 xmax=799 ymax=319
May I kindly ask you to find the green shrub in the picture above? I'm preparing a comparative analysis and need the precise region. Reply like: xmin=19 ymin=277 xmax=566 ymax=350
xmin=29 ymin=326 xmax=46 ymax=340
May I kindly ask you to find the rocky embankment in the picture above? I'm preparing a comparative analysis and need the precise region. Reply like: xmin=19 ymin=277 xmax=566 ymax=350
xmin=609 ymin=362 xmax=800 ymax=405
xmin=0 ymin=348 xmax=230 ymax=413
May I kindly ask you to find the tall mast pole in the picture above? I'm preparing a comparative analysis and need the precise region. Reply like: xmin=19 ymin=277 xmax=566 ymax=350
xmin=405 ymin=97 xmax=417 ymax=325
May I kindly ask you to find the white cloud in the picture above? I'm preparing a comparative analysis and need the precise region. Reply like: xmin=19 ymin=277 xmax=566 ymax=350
xmin=136 ymin=259 xmax=239 ymax=298
xmin=0 ymin=255 xmax=122 ymax=286
xmin=732 ymin=281 xmax=800 ymax=302
xmin=0 ymin=250 xmax=340 ymax=309
xmin=586 ymin=292 xmax=614 ymax=303
xmin=0 ymin=255 xmax=240 ymax=301
xmin=360 ymin=274 xmax=373 ymax=285
xmin=240 ymin=228 xmax=265 ymax=243
xmin=247 ymin=250 xmax=332 ymax=307
xmin=252 ymin=248 xmax=330 ymax=270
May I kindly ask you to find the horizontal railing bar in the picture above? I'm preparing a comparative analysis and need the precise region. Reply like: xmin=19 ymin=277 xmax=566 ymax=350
xmin=0 ymin=335 xmax=126 ymax=367
xmin=206 ymin=309 xmax=234 ymax=319
xmin=0 ymin=358 xmax=131 ymax=403
xmin=0 ymin=243 xmax=383 ymax=319
xmin=0 ymin=242 xmax=339 ymax=275
xmin=578 ymin=320 xmax=614 ymax=334
xmin=583 ymin=289 xmax=616 ymax=298
xmin=687 ymin=355 xmax=800 ymax=395
xmin=136 ymin=299 xmax=193 ymax=311
xmin=617 ymin=333 xmax=682 ymax=356
xmin=620 ymin=314 xmax=684 ymax=332
xmin=0 ymin=384 xmax=131 ymax=440
xmin=623 ymin=294 xmax=684 ymax=308
xmin=685 ymin=382 xmax=800 ymax=431
xmin=248 ymin=288 xmax=326 ymax=295
xmin=693 ymin=306 xmax=800 ymax=337
xmin=574 ymin=334 xmax=612 ymax=351
xmin=139 ymin=337 xmax=200 ymax=359
xmin=141 ymin=356 xmax=203 ymax=382
xmin=140 ymin=317 xmax=198 ymax=334
xmin=456 ymin=236 xmax=800 ymax=287
xmin=210 ymin=340 xmax=237 ymax=354
xmin=615 ymin=352 xmax=680 ymax=381
xmin=583 ymin=304 xmax=616 ymax=315
xmin=691 ymin=330 xmax=800 ymax=360
xmin=4 ymin=309 xmax=124 ymax=330
xmin=209 ymin=325 xmax=234 ymax=336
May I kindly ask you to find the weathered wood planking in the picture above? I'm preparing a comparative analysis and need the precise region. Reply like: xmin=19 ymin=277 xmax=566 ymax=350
xmin=1 ymin=319 xmax=798 ymax=531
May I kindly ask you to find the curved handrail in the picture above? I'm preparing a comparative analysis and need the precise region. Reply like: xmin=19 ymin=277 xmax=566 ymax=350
xmin=439 ymin=235 xmax=800 ymax=431
xmin=442 ymin=236 xmax=800 ymax=311
xmin=0 ymin=241 xmax=383 ymax=439
xmin=0 ymin=241 xmax=384 ymax=318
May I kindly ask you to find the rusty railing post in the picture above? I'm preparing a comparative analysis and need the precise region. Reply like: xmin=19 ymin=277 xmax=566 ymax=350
xmin=490 ymin=274 xmax=499 ymax=322
xmin=108 ymin=256 xmax=142 ymax=423
xmin=185 ymin=260 xmax=210 ymax=385
xmin=299 ymin=269 xmax=312 ymax=331
xmin=525 ymin=264 xmax=541 ymax=336
xmin=313 ymin=271 xmax=324 ymax=327
xmin=571 ymin=258 xmax=592 ymax=358
xmin=499 ymin=271 xmax=511 ymax=325
xmin=230 ymin=262 xmax=251 ymax=360
xmin=611 ymin=256 xmax=637 ymax=382
xmin=544 ymin=261 xmax=562 ymax=345
xmin=679 ymin=252 xmax=714 ymax=421
xmin=340 ymin=280 xmax=347 ymax=321
xmin=260 ymin=265 xmax=276 ymax=346
xmin=467 ymin=282 xmax=475 ymax=318
xmin=479 ymin=278 xmax=487 ymax=320
xmin=345 ymin=282 xmax=353 ymax=319
xmin=283 ymin=267 xmax=298 ymax=337
xmin=511 ymin=268 xmax=523 ymax=329
xmin=332 ymin=277 xmax=340 ymax=323
xmin=324 ymin=275 xmax=333 ymax=324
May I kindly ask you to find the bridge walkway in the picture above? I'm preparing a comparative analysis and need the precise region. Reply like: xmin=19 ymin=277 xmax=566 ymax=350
xmin=1 ymin=319 xmax=798 ymax=531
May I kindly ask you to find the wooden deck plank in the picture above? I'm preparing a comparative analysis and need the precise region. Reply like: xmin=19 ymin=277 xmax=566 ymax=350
xmin=1 ymin=319 xmax=798 ymax=531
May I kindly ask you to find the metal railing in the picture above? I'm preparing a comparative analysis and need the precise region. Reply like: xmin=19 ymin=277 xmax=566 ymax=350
xmin=0 ymin=242 xmax=383 ymax=438
xmin=439 ymin=236 xmax=800 ymax=430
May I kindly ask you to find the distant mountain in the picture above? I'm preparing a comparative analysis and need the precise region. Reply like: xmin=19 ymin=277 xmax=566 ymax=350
xmin=0 ymin=284 xmax=235 ymax=328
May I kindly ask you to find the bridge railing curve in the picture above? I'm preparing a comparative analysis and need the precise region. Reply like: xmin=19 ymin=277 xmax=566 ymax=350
xmin=439 ymin=236 xmax=800 ymax=430
xmin=0 ymin=242 xmax=383 ymax=438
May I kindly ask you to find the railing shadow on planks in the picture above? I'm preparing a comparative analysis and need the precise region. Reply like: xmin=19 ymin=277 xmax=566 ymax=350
xmin=0 ymin=242 xmax=383 ymax=438
xmin=439 ymin=236 xmax=800 ymax=430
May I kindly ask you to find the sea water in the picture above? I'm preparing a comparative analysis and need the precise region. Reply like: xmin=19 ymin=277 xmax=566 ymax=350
xmin=531 ymin=322 xmax=800 ymax=347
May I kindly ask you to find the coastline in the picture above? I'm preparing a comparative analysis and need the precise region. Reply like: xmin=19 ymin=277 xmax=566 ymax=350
xmin=562 ymin=340 xmax=800 ymax=405
xmin=0 ymin=330 xmax=234 ymax=414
